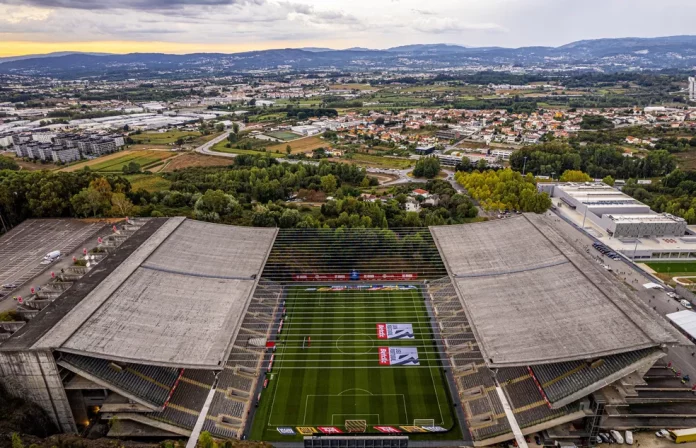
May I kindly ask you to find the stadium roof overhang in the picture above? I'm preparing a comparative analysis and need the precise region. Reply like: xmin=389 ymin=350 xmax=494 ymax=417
xmin=430 ymin=214 xmax=687 ymax=368
xmin=5 ymin=218 xmax=277 ymax=370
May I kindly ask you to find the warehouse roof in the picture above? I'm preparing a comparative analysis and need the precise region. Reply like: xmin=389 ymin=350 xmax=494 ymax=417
xmin=16 ymin=218 xmax=277 ymax=369
xmin=430 ymin=214 xmax=685 ymax=367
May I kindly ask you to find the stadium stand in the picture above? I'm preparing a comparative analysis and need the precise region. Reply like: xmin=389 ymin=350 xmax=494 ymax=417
xmin=0 ymin=214 xmax=692 ymax=447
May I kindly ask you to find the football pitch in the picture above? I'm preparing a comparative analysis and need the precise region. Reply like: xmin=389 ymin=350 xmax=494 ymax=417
xmin=250 ymin=285 xmax=458 ymax=441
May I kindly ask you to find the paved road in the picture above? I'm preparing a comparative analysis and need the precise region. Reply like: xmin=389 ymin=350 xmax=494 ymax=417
xmin=195 ymin=128 xmax=237 ymax=156
xmin=545 ymin=210 xmax=696 ymax=383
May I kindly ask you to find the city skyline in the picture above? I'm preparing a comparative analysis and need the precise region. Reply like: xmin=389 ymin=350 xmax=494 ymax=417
xmin=1 ymin=0 xmax=696 ymax=57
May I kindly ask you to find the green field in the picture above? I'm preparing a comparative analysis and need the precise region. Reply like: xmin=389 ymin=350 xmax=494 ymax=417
xmin=346 ymin=153 xmax=414 ymax=169
xmin=250 ymin=286 xmax=457 ymax=442
xmin=646 ymin=261 xmax=696 ymax=275
xmin=265 ymin=131 xmax=301 ymax=141
xmin=130 ymin=130 xmax=201 ymax=145
xmin=87 ymin=152 xmax=175 ymax=173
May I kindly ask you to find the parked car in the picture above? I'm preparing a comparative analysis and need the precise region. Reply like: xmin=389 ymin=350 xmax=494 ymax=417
xmin=655 ymin=429 xmax=669 ymax=438
xmin=610 ymin=430 xmax=624 ymax=444
xmin=681 ymin=300 xmax=693 ymax=309
xmin=534 ymin=435 xmax=541 ymax=445
xmin=1 ymin=283 xmax=17 ymax=289
xmin=625 ymin=431 xmax=633 ymax=445
xmin=599 ymin=433 xmax=610 ymax=443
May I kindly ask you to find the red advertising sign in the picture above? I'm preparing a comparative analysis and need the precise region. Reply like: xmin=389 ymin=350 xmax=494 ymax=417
xmin=374 ymin=426 xmax=402 ymax=433
xmin=378 ymin=347 xmax=391 ymax=366
xmin=317 ymin=427 xmax=343 ymax=434
xmin=292 ymin=273 xmax=418 ymax=281
xmin=376 ymin=323 xmax=388 ymax=339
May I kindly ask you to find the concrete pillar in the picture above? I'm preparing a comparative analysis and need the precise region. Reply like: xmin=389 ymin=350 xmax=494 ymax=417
xmin=0 ymin=350 xmax=77 ymax=433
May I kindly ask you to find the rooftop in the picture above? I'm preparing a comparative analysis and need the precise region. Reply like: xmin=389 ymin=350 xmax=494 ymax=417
xmin=3 ymin=218 xmax=277 ymax=370
xmin=430 ymin=214 xmax=685 ymax=367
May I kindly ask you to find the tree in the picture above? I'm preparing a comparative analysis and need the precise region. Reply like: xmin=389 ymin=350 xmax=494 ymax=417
xmin=457 ymin=157 xmax=472 ymax=172
xmin=194 ymin=189 xmax=240 ymax=222
xmin=122 ymin=161 xmax=141 ymax=174
xmin=320 ymin=174 xmax=338 ymax=193
xmin=215 ymin=123 xmax=225 ymax=132
xmin=560 ymin=170 xmax=592 ymax=182
xmin=198 ymin=431 xmax=216 ymax=448
xmin=70 ymin=178 xmax=113 ymax=218
xmin=602 ymin=175 xmax=615 ymax=186
xmin=286 ymin=145 xmax=292 ymax=155
xmin=375 ymin=117 xmax=385 ymax=125
xmin=110 ymin=192 xmax=134 ymax=217
xmin=11 ymin=433 xmax=24 ymax=448
xmin=0 ymin=156 xmax=19 ymax=171
xmin=413 ymin=157 xmax=441 ymax=179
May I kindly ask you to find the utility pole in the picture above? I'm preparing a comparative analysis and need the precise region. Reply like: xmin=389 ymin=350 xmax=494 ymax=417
xmin=522 ymin=157 xmax=528 ymax=175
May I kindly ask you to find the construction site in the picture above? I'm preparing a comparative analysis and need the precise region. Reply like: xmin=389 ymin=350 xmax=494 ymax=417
xmin=0 ymin=214 xmax=693 ymax=447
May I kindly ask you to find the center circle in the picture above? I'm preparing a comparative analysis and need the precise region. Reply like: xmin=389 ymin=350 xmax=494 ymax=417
xmin=336 ymin=333 xmax=375 ymax=355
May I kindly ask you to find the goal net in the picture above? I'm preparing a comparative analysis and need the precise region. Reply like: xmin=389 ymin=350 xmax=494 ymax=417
xmin=414 ymin=419 xmax=434 ymax=427
xmin=345 ymin=420 xmax=368 ymax=433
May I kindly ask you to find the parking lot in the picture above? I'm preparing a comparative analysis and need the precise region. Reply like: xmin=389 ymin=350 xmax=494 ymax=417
xmin=0 ymin=219 xmax=105 ymax=298
xmin=546 ymin=210 xmax=696 ymax=385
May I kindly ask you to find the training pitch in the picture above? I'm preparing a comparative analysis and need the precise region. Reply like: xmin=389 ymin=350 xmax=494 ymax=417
xmin=250 ymin=285 xmax=457 ymax=441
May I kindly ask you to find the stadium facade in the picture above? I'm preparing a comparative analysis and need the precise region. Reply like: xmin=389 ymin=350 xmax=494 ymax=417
xmin=0 ymin=215 xmax=693 ymax=447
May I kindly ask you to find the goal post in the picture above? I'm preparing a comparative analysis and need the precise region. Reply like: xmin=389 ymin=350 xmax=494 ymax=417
xmin=345 ymin=420 xmax=368 ymax=433
xmin=413 ymin=419 xmax=434 ymax=427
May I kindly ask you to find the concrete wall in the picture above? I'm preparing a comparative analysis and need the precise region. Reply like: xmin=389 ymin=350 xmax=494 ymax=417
xmin=0 ymin=350 xmax=77 ymax=433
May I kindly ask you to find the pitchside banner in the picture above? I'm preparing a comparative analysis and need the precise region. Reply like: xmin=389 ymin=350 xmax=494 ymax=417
xmin=292 ymin=273 xmax=418 ymax=281
xmin=376 ymin=323 xmax=415 ymax=340
xmin=378 ymin=347 xmax=420 ymax=366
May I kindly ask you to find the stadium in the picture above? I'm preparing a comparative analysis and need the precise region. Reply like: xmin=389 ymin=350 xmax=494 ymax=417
xmin=0 ymin=214 xmax=693 ymax=447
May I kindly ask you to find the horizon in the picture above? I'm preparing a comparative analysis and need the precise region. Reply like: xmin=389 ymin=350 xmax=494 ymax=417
xmin=3 ymin=34 xmax=696 ymax=59
xmin=1 ymin=0 xmax=696 ymax=57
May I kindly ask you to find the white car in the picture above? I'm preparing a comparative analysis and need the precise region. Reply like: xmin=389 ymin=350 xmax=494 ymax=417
xmin=610 ymin=430 xmax=624 ymax=444
xmin=681 ymin=300 xmax=693 ymax=309
xmin=655 ymin=429 xmax=669 ymax=438
xmin=625 ymin=430 xmax=633 ymax=445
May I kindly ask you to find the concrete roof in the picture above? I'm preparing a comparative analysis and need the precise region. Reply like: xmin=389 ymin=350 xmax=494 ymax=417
xmin=29 ymin=218 xmax=277 ymax=369
xmin=430 ymin=214 xmax=685 ymax=367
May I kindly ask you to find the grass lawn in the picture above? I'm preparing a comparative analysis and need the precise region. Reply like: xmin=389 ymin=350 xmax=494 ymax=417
xmin=646 ymin=261 xmax=696 ymax=276
xmin=250 ymin=286 xmax=457 ymax=442
xmin=130 ymin=130 xmax=202 ymax=145
xmin=330 ymin=84 xmax=376 ymax=91
xmin=268 ymin=136 xmax=327 ymax=154
xmin=124 ymin=174 xmax=172 ymax=192
xmin=343 ymin=153 xmax=414 ymax=169
xmin=265 ymin=131 xmax=301 ymax=142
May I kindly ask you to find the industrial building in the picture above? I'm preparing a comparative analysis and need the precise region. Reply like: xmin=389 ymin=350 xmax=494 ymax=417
xmin=0 ymin=215 xmax=693 ymax=447
xmin=540 ymin=182 xmax=695 ymax=260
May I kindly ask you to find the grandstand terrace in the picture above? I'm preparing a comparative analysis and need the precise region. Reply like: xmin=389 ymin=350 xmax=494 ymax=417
xmin=0 ymin=215 xmax=693 ymax=447
xmin=430 ymin=215 xmax=684 ymax=367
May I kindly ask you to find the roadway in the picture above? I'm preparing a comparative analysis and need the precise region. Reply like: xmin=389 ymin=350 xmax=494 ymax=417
xmin=545 ymin=210 xmax=696 ymax=384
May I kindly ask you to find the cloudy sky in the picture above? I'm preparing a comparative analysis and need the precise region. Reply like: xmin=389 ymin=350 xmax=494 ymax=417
xmin=1 ymin=0 xmax=694 ymax=57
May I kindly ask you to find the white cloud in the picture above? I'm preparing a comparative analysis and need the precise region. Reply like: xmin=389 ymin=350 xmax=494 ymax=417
xmin=0 ymin=5 xmax=52 ymax=23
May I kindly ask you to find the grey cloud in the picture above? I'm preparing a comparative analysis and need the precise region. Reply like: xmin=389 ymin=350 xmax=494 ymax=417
xmin=1 ymin=0 xmax=265 ymax=11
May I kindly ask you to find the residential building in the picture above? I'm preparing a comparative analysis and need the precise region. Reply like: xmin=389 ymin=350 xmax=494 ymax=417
xmin=690 ymin=77 xmax=696 ymax=102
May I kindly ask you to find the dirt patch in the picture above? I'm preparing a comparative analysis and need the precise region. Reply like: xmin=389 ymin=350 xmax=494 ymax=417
xmin=162 ymin=153 xmax=234 ymax=172
xmin=4 ymin=153 xmax=58 ymax=171
xmin=371 ymin=173 xmax=399 ymax=184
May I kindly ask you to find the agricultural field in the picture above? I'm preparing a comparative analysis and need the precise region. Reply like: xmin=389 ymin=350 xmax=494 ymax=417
xmin=212 ymin=140 xmax=287 ymax=158
xmin=340 ymin=153 xmax=415 ymax=170
xmin=329 ymin=84 xmax=377 ymax=91
xmin=675 ymin=151 xmax=696 ymax=170
xmin=265 ymin=131 xmax=301 ymax=142
xmin=129 ymin=130 xmax=202 ymax=145
xmin=124 ymin=174 xmax=172 ymax=192
xmin=62 ymin=150 xmax=176 ymax=173
xmin=161 ymin=153 xmax=233 ymax=172
xmin=250 ymin=285 xmax=457 ymax=442
xmin=268 ymin=136 xmax=328 ymax=154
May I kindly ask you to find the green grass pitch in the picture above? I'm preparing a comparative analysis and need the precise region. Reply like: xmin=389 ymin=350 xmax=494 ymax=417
xmin=250 ymin=285 xmax=458 ymax=441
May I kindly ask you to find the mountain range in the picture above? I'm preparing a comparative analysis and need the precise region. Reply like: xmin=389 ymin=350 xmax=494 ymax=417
xmin=2 ymin=36 xmax=696 ymax=79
